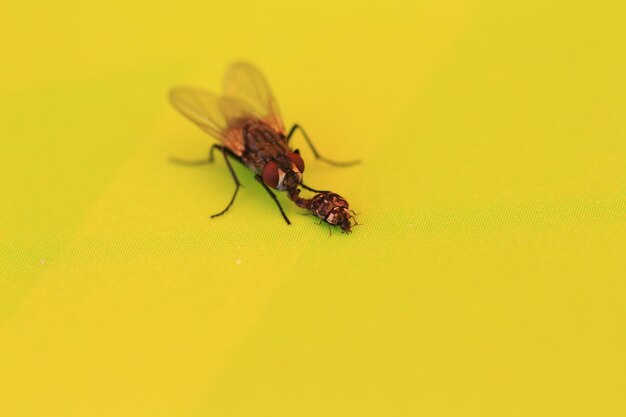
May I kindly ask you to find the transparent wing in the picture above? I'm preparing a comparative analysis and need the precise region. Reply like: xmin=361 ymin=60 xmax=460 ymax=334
xmin=169 ymin=88 xmax=226 ymax=139
xmin=222 ymin=62 xmax=285 ymax=134
xmin=218 ymin=95 xmax=256 ymax=125
xmin=170 ymin=88 xmax=259 ymax=156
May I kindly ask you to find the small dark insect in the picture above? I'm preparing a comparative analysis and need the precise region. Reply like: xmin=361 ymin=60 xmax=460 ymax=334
xmin=169 ymin=62 xmax=359 ymax=225
xmin=288 ymin=188 xmax=358 ymax=233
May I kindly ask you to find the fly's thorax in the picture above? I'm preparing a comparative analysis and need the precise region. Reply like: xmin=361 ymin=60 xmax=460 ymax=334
xmin=244 ymin=120 xmax=285 ymax=150
xmin=242 ymin=120 xmax=290 ymax=170
xmin=242 ymin=120 xmax=307 ymax=191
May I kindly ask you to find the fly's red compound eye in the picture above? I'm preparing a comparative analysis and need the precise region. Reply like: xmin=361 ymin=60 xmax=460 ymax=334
xmin=262 ymin=160 xmax=280 ymax=188
xmin=287 ymin=152 xmax=305 ymax=173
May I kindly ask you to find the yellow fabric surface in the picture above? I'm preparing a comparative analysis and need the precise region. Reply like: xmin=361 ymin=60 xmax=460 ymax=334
xmin=1 ymin=1 xmax=625 ymax=416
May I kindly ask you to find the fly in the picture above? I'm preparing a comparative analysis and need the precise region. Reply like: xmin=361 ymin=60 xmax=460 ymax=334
xmin=169 ymin=62 xmax=359 ymax=225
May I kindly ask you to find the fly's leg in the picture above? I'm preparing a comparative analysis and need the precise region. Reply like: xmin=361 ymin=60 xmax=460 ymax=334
xmin=170 ymin=145 xmax=243 ymax=219
xmin=169 ymin=144 xmax=222 ymax=166
xmin=286 ymin=124 xmax=361 ymax=166
xmin=210 ymin=149 xmax=241 ymax=218
xmin=254 ymin=175 xmax=291 ymax=225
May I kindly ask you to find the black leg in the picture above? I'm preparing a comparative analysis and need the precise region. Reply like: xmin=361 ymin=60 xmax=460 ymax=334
xmin=300 ymin=183 xmax=329 ymax=193
xmin=255 ymin=175 xmax=291 ymax=225
xmin=286 ymin=124 xmax=361 ymax=166
xmin=210 ymin=148 xmax=241 ymax=218
xmin=349 ymin=210 xmax=362 ymax=228
xmin=170 ymin=144 xmax=222 ymax=166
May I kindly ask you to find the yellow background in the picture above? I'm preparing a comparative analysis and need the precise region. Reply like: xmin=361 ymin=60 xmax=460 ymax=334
xmin=1 ymin=1 xmax=625 ymax=416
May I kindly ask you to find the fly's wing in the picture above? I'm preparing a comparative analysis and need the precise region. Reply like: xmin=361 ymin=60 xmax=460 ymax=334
xmin=170 ymin=88 xmax=226 ymax=138
xmin=170 ymin=87 xmax=253 ymax=156
xmin=218 ymin=95 xmax=257 ymax=124
xmin=222 ymin=62 xmax=286 ymax=134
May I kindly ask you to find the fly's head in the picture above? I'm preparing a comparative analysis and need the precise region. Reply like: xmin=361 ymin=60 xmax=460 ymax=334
xmin=261 ymin=151 xmax=305 ymax=191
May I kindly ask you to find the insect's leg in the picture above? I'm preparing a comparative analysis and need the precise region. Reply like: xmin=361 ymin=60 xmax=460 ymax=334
xmin=170 ymin=144 xmax=223 ymax=166
xmin=254 ymin=175 xmax=291 ymax=225
xmin=286 ymin=124 xmax=361 ymax=166
xmin=350 ymin=209 xmax=360 ymax=225
xmin=300 ymin=183 xmax=330 ymax=193
xmin=349 ymin=211 xmax=362 ymax=229
xmin=210 ymin=149 xmax=241 ymax=218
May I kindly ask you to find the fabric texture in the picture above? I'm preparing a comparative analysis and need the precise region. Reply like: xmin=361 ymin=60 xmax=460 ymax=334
xmin=1 ymin=1 xmax=625 ymax=416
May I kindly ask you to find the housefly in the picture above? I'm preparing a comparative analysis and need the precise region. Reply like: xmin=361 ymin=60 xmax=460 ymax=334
xmin=288 ymin=188 xmax=358 ymax=233
xmin=169 ymin=62 xmax=359 ymax=225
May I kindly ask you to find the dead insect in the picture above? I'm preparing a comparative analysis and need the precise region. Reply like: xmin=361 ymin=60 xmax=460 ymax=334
xmin=288 ymin=188 xmax=358 ymax=233
xmin=169 ymin=62 xmax=359 ymax=224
